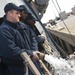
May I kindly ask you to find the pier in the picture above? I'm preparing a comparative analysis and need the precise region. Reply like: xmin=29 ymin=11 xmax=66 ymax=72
xmin=46 ymin=15 xmax=75 ymax=57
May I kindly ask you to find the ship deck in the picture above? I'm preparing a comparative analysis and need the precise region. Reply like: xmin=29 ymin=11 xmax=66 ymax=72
xmin=46 ymin=15 xmax=75 ymax=46
xmin=45 ymin=15 xmax=75 ymax=56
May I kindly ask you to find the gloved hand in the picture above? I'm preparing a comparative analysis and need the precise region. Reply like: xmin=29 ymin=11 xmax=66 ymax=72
xmin=37 ymin=53 xmax=45 ymax=60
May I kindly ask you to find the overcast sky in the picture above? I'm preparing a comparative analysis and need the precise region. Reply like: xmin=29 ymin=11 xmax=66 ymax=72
xmin=41 ymin=0 xmax=75 ymax=23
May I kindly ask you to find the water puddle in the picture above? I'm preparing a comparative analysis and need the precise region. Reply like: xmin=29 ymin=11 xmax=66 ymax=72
xmin=44 ymin=54 xmax=75 ymax=75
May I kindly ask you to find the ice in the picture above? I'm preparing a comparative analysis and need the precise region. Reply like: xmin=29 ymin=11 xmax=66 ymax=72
xmin=44 ymin=54 xmax=75 ymax=75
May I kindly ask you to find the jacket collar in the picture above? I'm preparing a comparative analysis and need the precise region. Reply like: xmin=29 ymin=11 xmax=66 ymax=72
xmin=17 ymin=22 xmax=28 ymax=30
xmin=4 ymin=19 xmax=18 ymax=29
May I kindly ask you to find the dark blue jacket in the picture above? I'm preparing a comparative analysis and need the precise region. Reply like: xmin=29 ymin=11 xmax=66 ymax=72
xmin=0 ymin=19 xmax=38 ymax=65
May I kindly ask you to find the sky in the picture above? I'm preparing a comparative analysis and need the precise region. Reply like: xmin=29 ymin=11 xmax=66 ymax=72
xmin=41 ymin=0 xmax=75 ymax=23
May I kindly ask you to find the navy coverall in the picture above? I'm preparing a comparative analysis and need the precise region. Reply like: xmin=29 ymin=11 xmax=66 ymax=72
xmin=0 ymin=19 xmax=39 ymax=75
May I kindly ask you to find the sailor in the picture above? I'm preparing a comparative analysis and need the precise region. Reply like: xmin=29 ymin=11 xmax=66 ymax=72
xmin=19 ymin=5 xmax=45 ymax=75
xmin=19 ymin=5 xmax=31 ymax=23
xmin=24 ymin=14 xmax=45 ymax=51
xmin=19 ymin=5 xmax=45 ymax=52
xmin=0 ymin=3 xmax=41 ymax=75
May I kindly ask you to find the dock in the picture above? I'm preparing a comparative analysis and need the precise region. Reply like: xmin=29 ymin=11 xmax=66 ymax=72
xmin=45 ymin=15 xmax=75 ymax=57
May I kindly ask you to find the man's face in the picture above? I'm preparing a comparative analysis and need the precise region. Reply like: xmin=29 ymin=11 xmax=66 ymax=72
xmin=10 ymin=10 xmax=20 ymax=23
xmin=28 ymin=19 xmax=35 ymax=26
xmin=20 ymin=11 xmax=28 ymax=21
xmin=6 ymin=10 xmax=20 ymax=23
